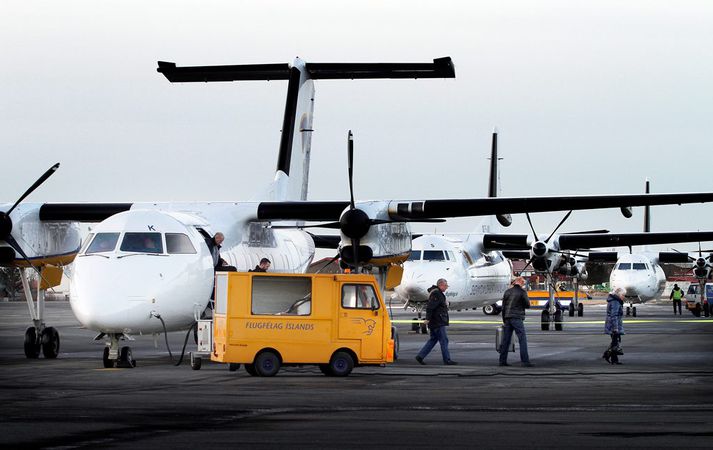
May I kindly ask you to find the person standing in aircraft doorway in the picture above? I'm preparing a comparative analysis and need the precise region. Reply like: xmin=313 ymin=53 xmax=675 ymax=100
xmin=415 ymin=279 xmax=457 ymax=366
xmin=210 ymin=232 xmax=237 ymax=272
xmin=249 ymin=258 xmax=271 ymax=273
xmin=670 ymin=283 xmax=684 ymax=315
xmin=499 ymin=277 xmax=533 ymax=367
xmin=603 ymin=287 xmax=626 ymax=365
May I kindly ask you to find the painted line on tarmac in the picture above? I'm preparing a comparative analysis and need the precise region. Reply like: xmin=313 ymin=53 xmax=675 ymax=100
xmin=392 ymin=319 xmax=713 ymax=325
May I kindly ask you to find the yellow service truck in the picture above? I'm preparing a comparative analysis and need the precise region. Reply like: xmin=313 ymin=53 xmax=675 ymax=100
xmin=210 ymin=272 xmax=395 ymax=377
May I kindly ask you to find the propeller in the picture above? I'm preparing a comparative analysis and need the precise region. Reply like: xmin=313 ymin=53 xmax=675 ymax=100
xmin=1 ymin=163 xmax=61 ymax=285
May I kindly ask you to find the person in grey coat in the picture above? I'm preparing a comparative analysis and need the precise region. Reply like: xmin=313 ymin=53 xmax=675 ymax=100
xmin=499 ymin=277 xmax=533 ymax=367
xmin=603 ymin=287 xmax=626 ymax=364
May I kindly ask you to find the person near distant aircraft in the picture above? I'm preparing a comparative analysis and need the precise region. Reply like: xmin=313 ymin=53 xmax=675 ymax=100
xmin=603 ymin=287 xmax=626 ymax=364
xmin=249 ymin=258 xmax=271 ymax=273
xmin=499 ymin=277 xmax=533 ymax=367
xmin=415 ymin=279 xmax=457 ymax=366
xmin=670 ymin=283 xmax=684 ymax=315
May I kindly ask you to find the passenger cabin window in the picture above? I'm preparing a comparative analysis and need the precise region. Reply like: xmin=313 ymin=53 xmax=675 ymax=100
xmin=617 ymin=263 xmax=631 ymax=270
xmin=120 ymin=232 xmax=163 ymax=253
xmin=423 ymin=250 xmax=445 ymax=261
xmin=86 ymin=233 xmax=119 ymax=254
xmin=166 ymin=233 xmax=197 ymax=254
xmin=632 ymin=263 xmax=647 ymax=270
xmin=407 ymin=251 xmax=421 ymax=261
xmin=342 ymin=284 xmax=379 ymax=309
xmin=251 ymin=276 xmax=311 ymax=316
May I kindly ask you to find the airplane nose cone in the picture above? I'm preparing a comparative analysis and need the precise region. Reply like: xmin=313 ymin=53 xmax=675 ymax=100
xmin=394 ymin=274 xmax=430 ymax=303
xmin=70 ymin=254 xmax=213 ymax=333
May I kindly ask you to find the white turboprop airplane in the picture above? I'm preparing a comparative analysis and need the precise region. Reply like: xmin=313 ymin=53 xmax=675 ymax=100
xmin=6 ymin=57 xmax=713 ymax=368
xmin=393 ymin=132 xmax=512 ymax=319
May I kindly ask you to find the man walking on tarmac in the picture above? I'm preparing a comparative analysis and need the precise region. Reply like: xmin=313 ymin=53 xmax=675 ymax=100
xmin=670 ymin=283 xmax=684 ymax=315
xmin=499 ymin=277 xmax=533 ymax=367
xmin=415 ymin=278 xmax=457 ymax=366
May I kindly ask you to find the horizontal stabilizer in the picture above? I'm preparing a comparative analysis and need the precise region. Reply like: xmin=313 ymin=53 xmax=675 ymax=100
xmin=157 ymin=57 xmax=455 ymax=83
xmin=483 ymin=234 xmax=530 ymax=250
xmin=502 ymin=250 xmax=531 ymax=260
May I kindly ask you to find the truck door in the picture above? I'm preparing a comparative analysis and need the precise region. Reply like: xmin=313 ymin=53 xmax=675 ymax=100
xmin=338 ymin=284 xmax=384 ymax=361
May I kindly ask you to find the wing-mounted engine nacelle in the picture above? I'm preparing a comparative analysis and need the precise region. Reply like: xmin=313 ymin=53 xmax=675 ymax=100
xmin=529 ymin=240 xmax=561 ymax=273
xmin=339 ymin=201 xmax=412 ymax=267
xmin=693 ymin=256 xmax=711 ymax=279
xmin=557 ymin=256 xmax=587 ymax=279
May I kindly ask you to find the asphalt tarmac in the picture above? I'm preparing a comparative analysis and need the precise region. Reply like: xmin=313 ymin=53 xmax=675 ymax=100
xmin=1 ymin=301 xmax=712 ymax=449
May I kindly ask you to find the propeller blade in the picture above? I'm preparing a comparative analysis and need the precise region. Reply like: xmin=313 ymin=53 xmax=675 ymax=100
xmin=517 ymin=260 xmax=533 ymax=277
xmin=699 ymin=241 xmax=702 ymax=257
xmin=561 ymin=229 xmax=609 ymax=235
xmin=546 ymin=210 xmax=573 ymax=243
xmin=347 ymin=131 xmax=355 ymax=210
xmin=315 ymin=253 xmax=341 ymax=274
xmin=525 ymin=212 xmax=538 ymax=240
xmin=6 ymin=163 xmax=60 ymax=216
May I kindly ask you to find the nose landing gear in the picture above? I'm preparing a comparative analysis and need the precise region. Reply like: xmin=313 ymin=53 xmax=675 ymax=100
xmin=102 ymin=334 xmax=136 ymax=368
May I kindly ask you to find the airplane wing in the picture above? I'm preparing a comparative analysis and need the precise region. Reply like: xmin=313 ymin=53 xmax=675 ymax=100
xmin=254 ymin=192 xmax=713 ymax=221
xmin=557 ymin=231 xmax=713 ymax=250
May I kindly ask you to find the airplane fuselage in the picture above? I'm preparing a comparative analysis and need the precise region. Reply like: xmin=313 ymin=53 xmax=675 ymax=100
xmin=609 ymin=252 xmax=666 ymax=303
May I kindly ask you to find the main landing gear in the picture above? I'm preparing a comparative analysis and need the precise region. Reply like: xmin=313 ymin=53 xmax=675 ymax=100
xmin=20 ymin=268 xmax=60 ymax=359
xmin=625 ymin=302 xmax=637 ymax=317
xmin=101 ymin=333 xmax=136 ymax=368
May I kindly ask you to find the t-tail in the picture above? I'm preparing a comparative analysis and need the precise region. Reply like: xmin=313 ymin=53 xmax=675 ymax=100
xmin=157 ymin=57 xmax=455 ymax=202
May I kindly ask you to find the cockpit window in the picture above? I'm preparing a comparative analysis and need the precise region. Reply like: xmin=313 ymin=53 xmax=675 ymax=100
xmin=423 ymin=250 xmax=445 ymax=261
xmin=120 ymin=232 xmax=163 ymax=253
xmin=407 ymin=251 xmax=421 ymax=261
xmin=632 ymin=263 xmax=646 ymax=270
xmin=617 ymin=263 xmax=631 ymax=270
xmin=80 ymin=233 xmax=95 ymax=253
xmin=166 ymin=233 xmax=197 ymax=254
xmin=86 ymin=233 xmax=119 ymax=254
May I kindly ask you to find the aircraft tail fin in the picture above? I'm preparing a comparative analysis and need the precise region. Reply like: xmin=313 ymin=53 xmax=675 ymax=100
xmin=158 ymin=57 xmax=455 ymax=201
xmin=644 ymin=179 xmax=650 ymax=233
xmin=488 ymin=130 xmax=512 ymax=228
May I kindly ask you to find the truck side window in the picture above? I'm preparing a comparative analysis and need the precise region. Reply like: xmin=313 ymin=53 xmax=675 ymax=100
xmin=251 ymin=276 xmax=312 ymax=316
xmin=342 ymin=284 xmax=379 ymax=310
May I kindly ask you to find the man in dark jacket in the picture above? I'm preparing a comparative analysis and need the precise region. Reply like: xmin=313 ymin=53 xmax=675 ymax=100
xmin=499 ymin=277 xmax=533 ymax=367
xmin=415 ymin=279 xmax=457 ymax=365
xmin=249 ymin=258 xmax=271 ymax=273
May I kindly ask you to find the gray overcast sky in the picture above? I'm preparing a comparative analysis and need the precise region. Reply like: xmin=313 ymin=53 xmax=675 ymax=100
xmin=2 ymin=0 xmax=712 ymax=250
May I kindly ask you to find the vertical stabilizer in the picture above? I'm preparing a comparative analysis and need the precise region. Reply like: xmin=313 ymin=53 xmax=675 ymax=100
xmin=489 ymin=130 xmax=512 ymax=227
xmin=644 ymin=179 xmax=650 ymax=233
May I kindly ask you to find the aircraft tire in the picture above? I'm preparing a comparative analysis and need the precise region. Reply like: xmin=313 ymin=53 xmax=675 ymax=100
xmin=254 ymin=351 xmax=281 ymax=377
xmin=626 ymin=307 xmax=631 ymax=316
xmin=190 ymin=353 xmax=202 ymax=370
xmin=411 ymin=319 xmax=420 ymax=332
xmin=41 ymin=327 xmax=60 ymax=359
xmin=554 ymin=312 xmax=563 ymax=331
xmin=578 ymin=303 xmax=584 ymax=317
xmin=632 ymin=307 xmax=637 ymax=318
xmin=420 ymin=323 xmax=428 ymax=334
xmin=568 ymin=306 xmax=575 ymax=317
xmin=483 ymin=304 xmax=495 ymax=315
xmin=540 ymin=311 xmax=550 ymax=331
xmin=102 ymin=347 xmax=115 ymax=368
xmin=228 ymin=363 xmax=241 ymax=372
xmin=23 ymin=327 xmax=40 ymax=359
xmin=119 ymin=346 xmax=136 ymax=368
xmin=328 ymin=351 xmax=354 ymax=377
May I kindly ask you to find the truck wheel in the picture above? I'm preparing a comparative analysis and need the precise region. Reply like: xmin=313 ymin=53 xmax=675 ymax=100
xmin=244 ymin=363 xmax=258 ymax=376
xmin=254 ymin=351 xmax=281 ymax=377
xmin=328 ymin=351 xmax=354 ymax=377
xmin=541 ymin=311 xmax=550 ymax=331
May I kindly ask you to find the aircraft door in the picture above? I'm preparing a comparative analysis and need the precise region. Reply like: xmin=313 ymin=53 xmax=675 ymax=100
xmin=338 ymin=284 xmax=384 ymax=361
